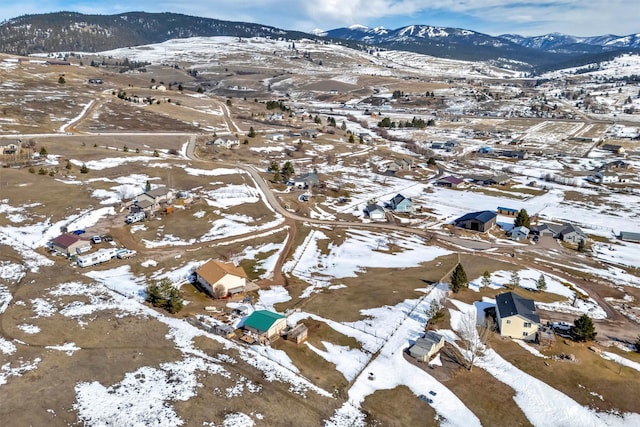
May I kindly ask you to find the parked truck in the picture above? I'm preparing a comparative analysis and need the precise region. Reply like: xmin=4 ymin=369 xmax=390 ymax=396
xmin=125 ymin=212 xmax=145 ymax=224
xmin=77 ymin=248 xmax=119 ymax=268
xmin=116 ymin=249 xmax=137 ymax=259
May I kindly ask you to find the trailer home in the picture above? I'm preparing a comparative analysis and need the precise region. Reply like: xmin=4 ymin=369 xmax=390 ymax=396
xmin=77 ymin=248 xmax=119 ymax=268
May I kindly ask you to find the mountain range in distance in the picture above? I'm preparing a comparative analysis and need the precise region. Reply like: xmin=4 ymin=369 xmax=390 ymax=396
xmin=1 ymin=11 xmax=639 ymax=74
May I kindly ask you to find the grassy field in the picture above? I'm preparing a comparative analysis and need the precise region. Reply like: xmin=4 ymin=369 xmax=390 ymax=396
xmin=491 ymin=337 xmax=640 ymax=414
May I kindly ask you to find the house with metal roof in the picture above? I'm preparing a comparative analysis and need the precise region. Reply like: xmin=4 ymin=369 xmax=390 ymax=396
xmin=495 ymin=292 xmax=540 ymax=341
xmin=408 ymin=331 xmax=445 ymax=362
xmin=243 ymin=310 xmax=287 ymax=339
xmin=434 ymin=175 xmax=464 ymax=188
xmin=194 ymin=260 xmax=248 ymax=298
xmin=50 ymin=233 xmax=91 ymax=257
xmin=454 ymin=210 xmax=497 ymax=232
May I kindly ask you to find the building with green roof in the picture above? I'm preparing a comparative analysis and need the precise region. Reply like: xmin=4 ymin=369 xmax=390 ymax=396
xmin=243 ymin=310 xmax=287 ymax=339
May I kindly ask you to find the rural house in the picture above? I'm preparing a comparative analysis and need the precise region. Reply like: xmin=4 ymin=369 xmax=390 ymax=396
xmin=293 ymin=172 xmax=320 ymax=189
xmin=194 ymin=260 xmax=248 ymax=298
xmin=530 ymin=223 xmax=564 ymax=238
xmin=389 ymin=194 xmax=414 ymax=213
xmin=209 ymin=137 xmax=240 ymax=149
xmin=133 ymin=187 xmax=174 ymax=215
xmin=507 ymin=226 xmax=530 ymax=241
xmin=435 ymin=175 xmax=464 ymax=188
xmin=364 ymin=204 xmax=387 ymax=221
xmin=559 ymin=224 xmax=587 ymax=245
xmin=408 ymin=331 xmax=445 ymax=362
xmin=454 ymin=210 xmax=497 ymax=232
xmin=50 ymin=233 xmax=91 ymax=257
xmin=386 ymin=158 xmax=413 ymax=174
xmin=495 ymin=292 xmax=540 ymax=341
xmin=243 ymin=310 xmax=287 ymax=340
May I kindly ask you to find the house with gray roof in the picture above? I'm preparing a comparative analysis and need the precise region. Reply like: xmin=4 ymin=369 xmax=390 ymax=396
xmin=495 ymin=292 xmax=540 ymax=341
xmin=364 ymin=204 xmax=386 ymax=221
xmin=293 ymin=172 xmax=320 ymax=189
xmin=408 ymin=331 xmax=445 ymax=362
xmin=507 ymin=226 xmax=530 ymax=241
xmin=559 ymin=224 xmax=587 ymax=245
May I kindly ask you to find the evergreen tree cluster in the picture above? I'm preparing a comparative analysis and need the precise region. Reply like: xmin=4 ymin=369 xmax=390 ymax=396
xmin=145 ymin=278 xmax=184 ymax=314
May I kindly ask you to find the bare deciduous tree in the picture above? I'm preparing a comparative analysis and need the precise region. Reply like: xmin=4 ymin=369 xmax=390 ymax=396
xmin=457 ymin=310 xmax=493 ymax=371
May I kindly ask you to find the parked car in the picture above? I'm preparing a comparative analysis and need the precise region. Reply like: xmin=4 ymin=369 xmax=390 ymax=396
xmin=72 ymin=229 xmax=86 ymax=235
xmin=91 ymin=236 xmax=102 ymax=244
xmin=101 ymin=235 xmax=113 ymax=242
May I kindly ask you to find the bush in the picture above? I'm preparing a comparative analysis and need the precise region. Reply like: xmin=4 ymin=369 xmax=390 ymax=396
xmin=28 ymin=167 xmax=35 ymax=174
xmin=38 ymin=167 xmax=47 ymax=175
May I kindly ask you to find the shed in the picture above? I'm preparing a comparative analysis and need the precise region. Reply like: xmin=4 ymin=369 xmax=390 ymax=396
xmin=285 ymin=324 xmax=309 ymax=344
xmin=243 ymin=310 xmax=287 ymax=339
xmin=619 ymin=231 xmax=640 ymax=243
xmin=497 ymin=207 xmax=519 ymax=216
xmin=408 ymin=331 xmax=445 ymax=362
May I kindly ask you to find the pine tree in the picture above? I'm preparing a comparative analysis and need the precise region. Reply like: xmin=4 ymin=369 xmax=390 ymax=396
xmin=166 ymin=288 xmax=184 ymax=314
xmin=481 ymin=270 xmax=492 ymax=288
xmin=537 ymin=274 xmax=547 ymax=291
xmin=635 ymin=335 xmax=640 ymax=353
xmin=39 ymin=146 xmax=48 ymax=156
xmin=514 ymin=209 xmax=531 ymax=228
xmin=145 ymin=180 xmax=151 ymax=192
xmin=248 ymin=126 xmax=256 ymax=137
xmin=451 ymin=263 xmax=468 ymax=293
xmin=80 ymin=163 xmax=89 ymax=174
xmin=577 ymin=239 xmax=586 ymax=253
xmin=570 ymin=314 xmax=597 ymax=341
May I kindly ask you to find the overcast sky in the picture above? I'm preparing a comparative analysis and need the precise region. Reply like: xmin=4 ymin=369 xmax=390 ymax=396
xmin=2 ymin=1 xmax=639 ymax=37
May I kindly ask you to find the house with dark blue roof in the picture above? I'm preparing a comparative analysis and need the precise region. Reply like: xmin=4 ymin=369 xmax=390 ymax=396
xmin=495 ymin=292 xmax=540 ymax=341
xmin=453 ymin=210 xmax=497 ymax=232
xmin=389 ymin=194 xmax=414 ymax=213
